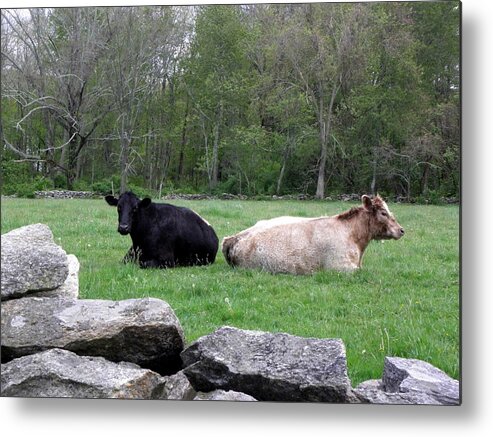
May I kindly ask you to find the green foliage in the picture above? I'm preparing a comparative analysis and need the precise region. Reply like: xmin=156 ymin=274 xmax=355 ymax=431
xmin=2 ymin=3 xmax=460 ymax=200
xmin=4 ymin=177 xmax=53 ymax=198
xmin=1 ymin=160 xmax=54 ymax=197
xmin=1 ymin=198 xmax=460 ymax=384
xmin=72 ymin=179 xmax=92 ymax=191
xmin=53 ymin=174 xmax=68 ymax=189
xmin=91 ymin=175 xmax=120 ymax=195
xmin=126 ymin=184 xmax=154 ymax=199
xmin=1 ymin=161 xmax=32 ymax=195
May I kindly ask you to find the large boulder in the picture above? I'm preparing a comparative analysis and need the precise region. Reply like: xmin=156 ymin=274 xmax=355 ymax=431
xmin=1 ymin=297 xmax=184 ymax=375
xmin=382 ymin=356 xmax=460 ymax=405
xmin=1 ymin=348 xmax=163 ymax=399
xmin=181 ymin=326 xmax=356 ymax=403
xmin=1 ymin=223 xmax=69 ymax=300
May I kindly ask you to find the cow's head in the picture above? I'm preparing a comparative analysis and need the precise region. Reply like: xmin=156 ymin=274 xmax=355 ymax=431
xmin=362 ymin=194 xmax=405 ymax=240
xmin=105 ymin=191 xmax=151 ymax=235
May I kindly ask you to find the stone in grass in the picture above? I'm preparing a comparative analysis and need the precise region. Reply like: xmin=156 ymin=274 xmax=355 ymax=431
xmin=1 ymin=224 xmax=68 ymax=300
xmin=1 ymin=297 xmax=184 ymax=375
xmin=194 ymin=390 xmax=257 ymax=401
xmin=181 ymin=326 xmax=357 ymax=403
xmin=382 ymin=357 xmax=460 ymax=405
xmin=0 ymin=348 xmax=163 ymax=399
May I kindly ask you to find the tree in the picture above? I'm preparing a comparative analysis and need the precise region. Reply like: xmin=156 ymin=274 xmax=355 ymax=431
xmin=103 ymin=7 xmax=168 ymax=194
xmin=184 ymin=5 xmax=250 ymax=191
xmin=345 ymin=3 xmax=425 ymax=199
xmin=2 ymin=8 xmax=114 ymax=189
xmin=277 ymin=3 xmax=371 ymax=198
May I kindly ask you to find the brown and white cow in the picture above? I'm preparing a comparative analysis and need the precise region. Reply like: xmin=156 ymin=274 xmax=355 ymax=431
xmin=222 ymin=195 xmax=404 ymax=274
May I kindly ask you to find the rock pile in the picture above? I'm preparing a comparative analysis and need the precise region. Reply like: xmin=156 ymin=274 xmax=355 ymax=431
xmin=163 ymin=193 xmax=249 ymax=201
xmin=0 ymin=223 xmax=460 ymax=404
xmin=34 ymin=190 xmax=97 ymax=199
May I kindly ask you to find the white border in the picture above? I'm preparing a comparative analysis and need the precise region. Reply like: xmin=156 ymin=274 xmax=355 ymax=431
xmin=1 ymin=0 xmax=492 ymax=435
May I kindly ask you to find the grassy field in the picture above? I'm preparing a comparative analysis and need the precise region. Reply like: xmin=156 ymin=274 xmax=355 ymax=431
xmin=1 ymin=197 xmax=460 ymax=386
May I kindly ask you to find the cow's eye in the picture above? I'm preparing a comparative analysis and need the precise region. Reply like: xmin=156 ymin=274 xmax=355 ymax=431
xmin=381 ymin=211 xmax=388 ymax=217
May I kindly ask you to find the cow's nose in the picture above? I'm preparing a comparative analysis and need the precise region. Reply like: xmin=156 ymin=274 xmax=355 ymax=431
xmin=400 ymin=228 xmax=405 ymax=235
xmin=118 ymin=225 xmax=129 ymax=233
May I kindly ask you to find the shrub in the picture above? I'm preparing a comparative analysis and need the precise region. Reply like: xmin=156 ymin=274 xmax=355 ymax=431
xmin=127 ymin=184 xmax=154 ymax=199
xmin=53 ymin=174 xmax=67 ymax=189
xmin=92 ymin=176 xmax=119 ymax=195
xmin=73 ymin=180 xmax=91 ymax=191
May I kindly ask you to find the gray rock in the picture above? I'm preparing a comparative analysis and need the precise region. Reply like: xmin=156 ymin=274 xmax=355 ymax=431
xmin=34 ymin=190 xmax=96 ymax=199
xmin=194 ymin=390 xmax=257 ymax=401
xmin=1 ymin=224 xmax=69 ymax=300
xmin=1 ymin=348 xmax=163 ymax=399
xmin=153 ymin=370 xmax=196 ymax=400
xmin=29 ymin=254 xmax=79 ymax=299
xmin=383 ymin=357 xmax=460 ymax=405
xmin=1 ymin=297 xmax=184 ymax=375
xmin=181 ymin=326 xmax=355 ymax=403
xmin=354 ymin=379 xmax=440 ymax=405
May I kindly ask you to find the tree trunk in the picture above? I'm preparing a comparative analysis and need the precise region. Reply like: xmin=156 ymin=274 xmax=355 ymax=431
xmin=421 ymin=162 xmax=430 ymax=195
xmin=315 ymin=82 xmax=338 ymax=199
xmin=277 ymin=159 xmax=287 ymax=196
xmin=315 ymin=136 xmax=328 ymax=199
xmin=119 ymin=130 xmax=131 ymax=194
xmin=277 ymin=136 xmax=293 ymax=195
xmin=178 ymin=96 xmax=190 ymax=181
xmin=211 ymin=100 xmax=223 ymax=190
xmin=370 ymin=148 xmax=378 ymax=196
xmin=66 ymin=133 xmax=80 ymax=190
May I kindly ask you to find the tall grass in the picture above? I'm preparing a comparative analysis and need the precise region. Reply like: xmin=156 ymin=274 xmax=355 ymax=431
xmin=1 ymin=197 xmax=460 ymax=385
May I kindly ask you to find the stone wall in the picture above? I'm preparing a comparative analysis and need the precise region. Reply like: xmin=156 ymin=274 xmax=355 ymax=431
xmin=0 ymin=224 xmax=460 ymax=404
xmin=29 ymin=190 xmax=459 ymax=204
xmin=34 ymin=190 xmax=97 ymax=199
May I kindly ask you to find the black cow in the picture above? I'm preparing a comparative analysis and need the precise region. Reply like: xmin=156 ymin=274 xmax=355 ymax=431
xmin=105 ymin=191 xmax=219 ymax=268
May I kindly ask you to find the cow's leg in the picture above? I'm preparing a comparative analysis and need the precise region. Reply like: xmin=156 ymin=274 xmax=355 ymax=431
xmin=122 ymin=246 xmax=141 ymax=264
xmin=138 ymin=250 xmax=175 ymax=269
xmin=140 ymin=258 xmax=161 ymax=268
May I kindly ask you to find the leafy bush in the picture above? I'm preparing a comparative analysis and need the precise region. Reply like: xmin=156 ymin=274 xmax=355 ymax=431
xmin=91 ymin=180 xmax=113 ymax=195
xmin=415 ymin=190 xmax=444 ymax=205
xmin=3 ymin=176 xmax=53 ymax=198
xmin=127 ymin=184 xmax=154 ymax=199
xmin=92 ymin=175 xmax=120 ymax=195
xmin=73 ymin=180 xmax=92 ymax=191
xmin=53 ymin=174 xmax=67 ymax=189
xmin=1 ymin=160 xmax=32 ymax=195
xmin=213 ymin=176 xmax=240 ymax=195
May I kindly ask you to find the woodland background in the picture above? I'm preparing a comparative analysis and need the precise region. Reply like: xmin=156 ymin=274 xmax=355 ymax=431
xmin=1 ymin=2 xmax=460 ymax=201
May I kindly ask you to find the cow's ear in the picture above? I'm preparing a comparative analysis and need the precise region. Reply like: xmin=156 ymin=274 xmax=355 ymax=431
xmin=362 ymin=195 xmax=373 ymax=211
xmin=105 ymin=195 xmax=118 ymax=206
xmin=139 ymin=198 xmax=152 ymax=208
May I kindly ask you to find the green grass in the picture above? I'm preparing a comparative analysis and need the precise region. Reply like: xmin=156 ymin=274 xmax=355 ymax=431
xmin=0 ymin=197 xmax=460 ymax=386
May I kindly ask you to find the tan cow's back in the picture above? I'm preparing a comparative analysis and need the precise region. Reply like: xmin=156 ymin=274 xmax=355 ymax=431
xmin=222 ymin=215 xmax=360 ymax=274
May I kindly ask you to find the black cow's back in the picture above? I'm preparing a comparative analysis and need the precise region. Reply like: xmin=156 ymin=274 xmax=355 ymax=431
xmin=131 ymin=202 xmax=218 ymax=268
